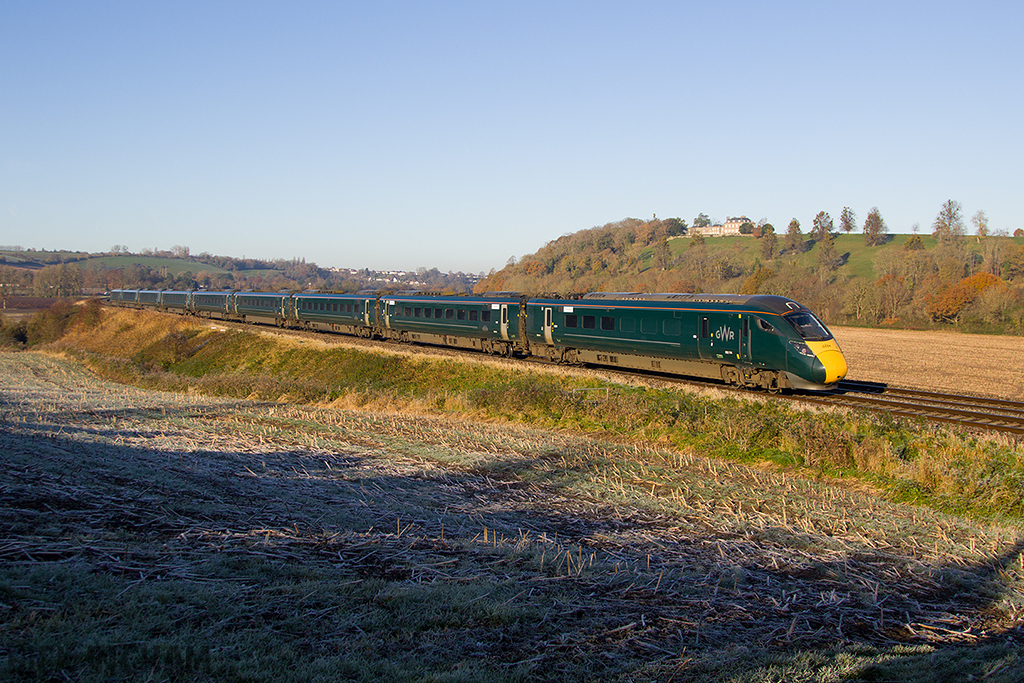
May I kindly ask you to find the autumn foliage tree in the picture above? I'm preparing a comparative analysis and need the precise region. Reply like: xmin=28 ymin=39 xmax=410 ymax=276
xmin=927 ymin=272 xmax=1006 ymax=324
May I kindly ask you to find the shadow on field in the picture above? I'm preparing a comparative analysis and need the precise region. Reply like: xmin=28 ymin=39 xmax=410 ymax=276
xmin=2 ymin=408 xmax=1022 ymax=681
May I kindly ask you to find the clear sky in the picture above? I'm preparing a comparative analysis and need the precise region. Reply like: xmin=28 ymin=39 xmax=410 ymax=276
xmin=2 ymin=1 xmax=1021 ymax=274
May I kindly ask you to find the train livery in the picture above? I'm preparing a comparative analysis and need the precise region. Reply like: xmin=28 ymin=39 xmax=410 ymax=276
xmin=108 ymin=289 xmax=848 ymax=392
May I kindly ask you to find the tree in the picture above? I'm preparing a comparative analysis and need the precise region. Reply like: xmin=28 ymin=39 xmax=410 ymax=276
xmin=863 ymin=207 xmax=888 ymax=246
xmin=693 ymin=213 xmax=711 ymax=228
xmin=904 ymin=234 xmax=924 ymax=251
xmin=740 ymin=266 xmax=775 ymax=295
xmin=933 ymin=199 xmax=965 ymax=246
xmin=812 ymin=211 xmax=833 ymax=241
xmin=739 ymin=221 xmax=755 ymax=235
xmin=32 ymin=264 xmax=83 ymax=298
xmin=760 ymin=232 xmax=778 ymax=260
xmin=972 ymin=210 xmax=989 ymax=242
xmin=785 ymin=219 xmax=803 ymax=252
xmin=839 ymin=207 xmax=857 ymax=234
xmin=816 ymin=231 xmax=841 ymax=272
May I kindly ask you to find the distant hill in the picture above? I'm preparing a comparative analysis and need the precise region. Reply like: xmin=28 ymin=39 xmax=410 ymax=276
xmin=0 ymin=248 xmax=479 ymax=298
xmin=476 ymin=217 xmax=1024 ymax=334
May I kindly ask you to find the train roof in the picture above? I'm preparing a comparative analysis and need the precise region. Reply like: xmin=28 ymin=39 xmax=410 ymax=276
xmin=531 ymin=292 xmax=811 ymax=316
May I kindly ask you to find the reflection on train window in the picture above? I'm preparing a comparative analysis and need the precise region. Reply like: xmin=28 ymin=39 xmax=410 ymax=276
xmin=582 ymin=315 xmax=596 ymax=329
xmin=641 ymin=318 xmax=657 ymax=335
xmin=564 ymin=314 xmax=578 ymax=328
xmin=664 ymin=319 xmax=681 ymax=336
xmin=620 ymin=317 xmax=635 ymax=333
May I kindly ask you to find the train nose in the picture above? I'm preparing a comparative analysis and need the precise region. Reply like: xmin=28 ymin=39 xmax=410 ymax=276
xmin=806 ymin=340 xmax=848 ymax=385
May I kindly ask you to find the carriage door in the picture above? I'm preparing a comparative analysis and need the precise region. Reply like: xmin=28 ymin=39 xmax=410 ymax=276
xmin=364 ymin=299 xmax=373 ymax=327
xmin=500 ymin=304 xmax=510 ymax=340
xmin=543 ymin=307 xmax=554 ymax=345
xmin=738 ymin=314 xmax=750 ymax=362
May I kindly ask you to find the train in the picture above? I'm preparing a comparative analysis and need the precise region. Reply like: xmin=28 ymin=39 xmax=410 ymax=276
xmin=107 ymin=288 xmax=848 ymax=392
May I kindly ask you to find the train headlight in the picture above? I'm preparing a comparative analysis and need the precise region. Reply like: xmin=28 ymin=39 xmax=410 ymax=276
xmin=789 ymin=340 xmax=815 ymax=357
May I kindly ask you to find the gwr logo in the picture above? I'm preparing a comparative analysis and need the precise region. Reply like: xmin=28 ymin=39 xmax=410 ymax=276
xmin=715 ymin=325 xmax=735 ymax=341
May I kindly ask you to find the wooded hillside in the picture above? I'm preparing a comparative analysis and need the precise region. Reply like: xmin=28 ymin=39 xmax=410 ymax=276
xmin=477 ymin=212 xmax=1024 ymax=334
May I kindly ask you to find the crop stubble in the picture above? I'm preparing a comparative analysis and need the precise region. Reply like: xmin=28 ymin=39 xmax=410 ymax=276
xmin=1 ymin=353 xmax=1023 ymax=680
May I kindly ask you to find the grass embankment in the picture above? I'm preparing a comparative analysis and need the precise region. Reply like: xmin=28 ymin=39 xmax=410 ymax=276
xmin=50 ymin=306 xmax=1024 ymax=523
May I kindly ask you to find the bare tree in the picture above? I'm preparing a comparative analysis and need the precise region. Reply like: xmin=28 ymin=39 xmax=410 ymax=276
xmin=933 ymin=199 xmax=965 ymax=246
xmin=839 ymin=207 xmax=857 ymax=234
xmin=863 ymin=207 xmax=888 ymax=246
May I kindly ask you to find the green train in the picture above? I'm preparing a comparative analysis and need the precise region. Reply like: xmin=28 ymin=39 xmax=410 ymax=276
xmin=109 ymin=289 xmax=847 ymax=392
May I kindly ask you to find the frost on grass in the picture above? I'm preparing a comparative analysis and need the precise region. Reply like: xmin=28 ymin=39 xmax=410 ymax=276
xmin=2 ymin=352 xmax=1023 ymax=682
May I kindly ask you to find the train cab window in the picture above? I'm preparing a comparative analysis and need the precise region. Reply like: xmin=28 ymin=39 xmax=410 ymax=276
xmin=414 ymin=307 xmax=422 ymax=317
xmin=784 ymin=312 xmax=831 ymax=341
xmin=582 ymin=315 xmax=596 ymax=329
xmin=663 ymin=319 xmax=681 ymax=336
xmin=434 ymin=308 xmax=443 ymax=319
xmin=700 ymin=316 xmax=710 ymax=338
xmin=469 ymin=310 xmax=478 ymax=321
xmin=600 ymin=316 xmax=615 ymax=331
xmin=641 ymin=318 xmax=657 ymax=335
xmin=620 ymin=317 xmax=635 ymax=333
xmin=445 ymin=309 xmax=453 ymax=319
xmin=481 ymin=310 xmax=491 ymax=322
xmin=564 ymin=314 xmax=578 ymax=328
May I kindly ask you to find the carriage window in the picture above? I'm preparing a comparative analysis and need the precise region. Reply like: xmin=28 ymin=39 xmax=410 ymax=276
xmin=414 ymin=307 xmax=422 ymax=317
xmin=582 ymin=315 xmax=596 ymax=329
xmin=434 ymin=308 xmax=443 ymax=319
xmin=403 ymin=307 xmax=411 ymax=316
xmin=564 ymin=314 xmax=578 ymax=328
xmin=457 ymin=310 xmax=466 ymax=320
xmin=445 ymin=309 xmax=453 ymax=319
xmin=481 ymin=311 xmax=491 ymax=322
xmin=641 ymin=318 xmax=657 ymax=335
xmin=469 ymin=310 xmax=478 ymax=321
xmin=620 ymin=317 xmax=635 ymax=333
xmin=664 ymin=319 xmax=681 ymax=336
xmin=601 ymin=316 xmax=615 ymax=331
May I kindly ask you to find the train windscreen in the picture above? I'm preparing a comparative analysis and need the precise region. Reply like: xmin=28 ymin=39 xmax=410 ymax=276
xmin=783 ymin=312 xmax=832 ymax=341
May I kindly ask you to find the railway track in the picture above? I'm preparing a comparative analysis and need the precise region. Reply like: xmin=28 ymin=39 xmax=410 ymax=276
xmin=802 ymin=380 xmax=1024 ymax=436
xmin=149 ymin=309 xmax=1024 ymax=436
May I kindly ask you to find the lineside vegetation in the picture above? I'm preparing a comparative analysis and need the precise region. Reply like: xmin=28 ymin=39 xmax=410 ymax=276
xmin=35 ymin=303 xmax=1024 ymax=523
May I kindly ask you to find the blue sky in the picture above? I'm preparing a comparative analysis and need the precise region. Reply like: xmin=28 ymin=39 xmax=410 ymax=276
xmin=2 ymin=1 xmax=1021 ymax=273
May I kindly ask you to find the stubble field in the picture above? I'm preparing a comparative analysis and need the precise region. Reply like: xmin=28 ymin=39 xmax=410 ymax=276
xmin=2 ymin=351 xmax=1023 ymax=681
xmin=830 ymin=325 xmax=1024 ymax=400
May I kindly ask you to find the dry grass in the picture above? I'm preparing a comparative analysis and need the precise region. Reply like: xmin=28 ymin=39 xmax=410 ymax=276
xmin=832 ymin=325 xmax=1024 ymax=400
xmin=2 ymin=352 xmax=1023 ymax=681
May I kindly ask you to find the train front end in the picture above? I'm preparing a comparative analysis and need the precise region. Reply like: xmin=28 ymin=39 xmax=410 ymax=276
xmin=780 ymin=309 xmax=848 ymax=391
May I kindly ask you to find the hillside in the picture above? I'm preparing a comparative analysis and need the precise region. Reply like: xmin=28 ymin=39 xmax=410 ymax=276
xmin=476 ymin=217 xmax=1024 ymax=334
